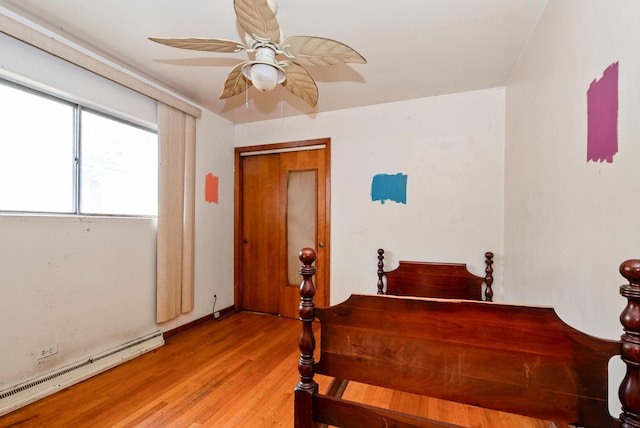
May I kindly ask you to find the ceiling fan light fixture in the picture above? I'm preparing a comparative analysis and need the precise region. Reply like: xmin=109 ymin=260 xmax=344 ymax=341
xmin=241 ymin=46 xmax=286 ymax=92
xmin=241 ymin=61 xmax=286 ymax=92
xmin=250 ymin=63 xmax=280 ymax=91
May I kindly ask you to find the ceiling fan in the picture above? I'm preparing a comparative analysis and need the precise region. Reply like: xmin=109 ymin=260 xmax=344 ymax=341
xmin=149 ymin=0 xmax=366 ymax=107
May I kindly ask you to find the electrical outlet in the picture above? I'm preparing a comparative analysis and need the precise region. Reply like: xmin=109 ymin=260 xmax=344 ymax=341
xmin=214 ymin=311 xmax=220 ymax=319
xmin=39 ymin=343 xmax=58 ymax=359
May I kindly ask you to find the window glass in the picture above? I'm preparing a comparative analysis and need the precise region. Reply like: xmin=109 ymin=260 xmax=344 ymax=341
xmin=0 ymin=80 xmax=158 ymax=216
xmin=0 ymin=83 xmax=75 ymax=213
xmin=80 ymin=110 xmax=158 ymax=216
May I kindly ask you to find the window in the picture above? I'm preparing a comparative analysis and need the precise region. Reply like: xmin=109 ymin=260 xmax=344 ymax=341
xmin=0 ymin=79 xmax=158 ymax=216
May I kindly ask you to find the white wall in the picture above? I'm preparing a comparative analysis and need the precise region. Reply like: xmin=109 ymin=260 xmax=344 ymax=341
xmin=0 ymin=215 xmax=157 ymax=388
xmin=505 ymin=0 xmax=640 ymax=340
xmin=236 ymin=88 xmax=505 ymax=305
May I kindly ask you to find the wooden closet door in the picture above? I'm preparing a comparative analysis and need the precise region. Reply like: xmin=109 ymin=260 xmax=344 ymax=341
xmin=278 ymin=148 xmax=327 ymax=319
xmin=241 ymin=153 xmax=281 ymax=314
xmin=237 ymin=140 xmax=329 ymax=317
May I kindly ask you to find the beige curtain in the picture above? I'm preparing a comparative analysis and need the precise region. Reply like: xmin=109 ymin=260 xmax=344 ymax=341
xmin=156 ymin=103 xmax=196 ymax=322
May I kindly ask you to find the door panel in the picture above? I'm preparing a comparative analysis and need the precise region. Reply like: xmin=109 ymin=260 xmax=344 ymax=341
xmin=238 ymin=140 xmax=329 ymax=318
xmin=241 ymin=154 xmax=280 ymax=314
xmin=279 ymin=148 xmax=327 ymax=319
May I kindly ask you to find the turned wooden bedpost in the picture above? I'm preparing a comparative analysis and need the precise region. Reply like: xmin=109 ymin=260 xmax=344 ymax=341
xmin=484 ymin=251 xmax=494 ymax=302
xmin=618 ymin=259 xmax=640 ymax=428
xmin=294 ymin=248 xmax=318 ymax=428
xmin=377 ymin=248 xmax=385 ymax=294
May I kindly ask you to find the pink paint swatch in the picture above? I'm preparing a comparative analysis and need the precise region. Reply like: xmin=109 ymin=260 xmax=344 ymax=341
xmin=205 ymin=173 xmax=219 ymax=204
xmin=587 ymin=62 xmax=618 ymax=163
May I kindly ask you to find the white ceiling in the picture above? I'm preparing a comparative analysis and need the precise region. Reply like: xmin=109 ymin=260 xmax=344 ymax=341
xmin=0 ymin=0 xmax=548 ymax=124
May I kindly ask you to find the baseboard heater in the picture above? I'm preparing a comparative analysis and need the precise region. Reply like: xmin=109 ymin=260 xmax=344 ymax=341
xmin=0 ymin=331 xmax=164 ymax=417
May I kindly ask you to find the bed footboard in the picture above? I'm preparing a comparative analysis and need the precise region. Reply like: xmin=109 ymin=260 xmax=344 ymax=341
xmin=296 ymin=248 xmax=640 ymax=428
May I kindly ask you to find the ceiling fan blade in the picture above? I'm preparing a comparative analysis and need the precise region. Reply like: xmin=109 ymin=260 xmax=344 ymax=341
xmin=282 ymin=61 xmax=318 ymax=107
xmin=219 ymin=62 xmax=252 ymax=99
xmin=234 ymin=0 xmax=281 ymax=43
xmin=149 ymin=37 xmax=246 ymax=53
xmin=283 ymin=36 xmax=366 ymax=65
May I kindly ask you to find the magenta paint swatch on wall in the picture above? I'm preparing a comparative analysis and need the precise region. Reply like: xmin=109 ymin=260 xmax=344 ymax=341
xmin=587 ymin=62 xmax=619 ymax=163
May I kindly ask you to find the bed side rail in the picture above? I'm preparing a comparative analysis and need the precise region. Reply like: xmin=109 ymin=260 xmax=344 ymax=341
xmin=311 ymin=394 xmax=463 ymax=428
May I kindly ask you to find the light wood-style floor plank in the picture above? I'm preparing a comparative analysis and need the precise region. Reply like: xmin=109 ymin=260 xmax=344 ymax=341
xmin=0 ymin=312 xmax=571 ymax=427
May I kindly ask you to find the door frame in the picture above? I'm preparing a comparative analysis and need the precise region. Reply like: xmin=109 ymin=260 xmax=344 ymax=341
xmin=234 ymin=138 xmax=331 ymax=312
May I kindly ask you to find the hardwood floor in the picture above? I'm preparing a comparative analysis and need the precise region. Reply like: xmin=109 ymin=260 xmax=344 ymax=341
xmin=0 ymin=312 xmax=569 ymax=427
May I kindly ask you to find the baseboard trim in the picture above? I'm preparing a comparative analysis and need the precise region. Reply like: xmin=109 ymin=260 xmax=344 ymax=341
xmin=1 ymin=307 xmax=238 ymax=415
xmin=0 ymin=331 xmax=164 ymax=417
xmin=163 ymin=305 xmax=236 ymax=340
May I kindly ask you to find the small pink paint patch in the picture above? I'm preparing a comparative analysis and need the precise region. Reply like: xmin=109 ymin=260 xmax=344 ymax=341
xmin=205 ymin=173 xmax=219 ymax=204
xmin=587 ymin=62 xmax=619 ymax=163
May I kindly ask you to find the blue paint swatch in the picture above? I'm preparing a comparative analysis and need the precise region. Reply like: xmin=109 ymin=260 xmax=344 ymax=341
xmin=371 ymin=173 xmax=407 ymax=205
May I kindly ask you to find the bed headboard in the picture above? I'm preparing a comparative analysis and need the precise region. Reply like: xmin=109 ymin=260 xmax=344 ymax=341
xmin=296 ymin=248 xmax=640 ymax=428
xmin=376 ymin=248 xmax=495 ymax=301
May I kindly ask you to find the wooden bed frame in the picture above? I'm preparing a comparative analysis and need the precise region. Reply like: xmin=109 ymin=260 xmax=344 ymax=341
xmin=376 ymin=248 xmax=495 ymax=301
xmin=295 ymin=248 xmax=640 ymax=428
